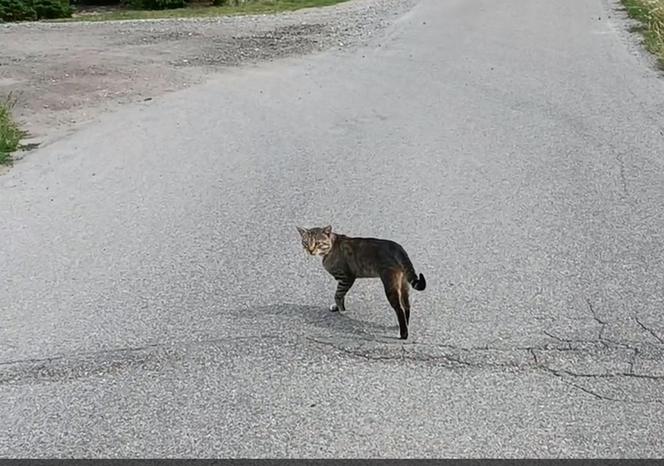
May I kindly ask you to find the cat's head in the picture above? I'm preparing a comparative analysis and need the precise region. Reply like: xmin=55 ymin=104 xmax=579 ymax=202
xmin=296 ymin=225 xmax=333 ymax=256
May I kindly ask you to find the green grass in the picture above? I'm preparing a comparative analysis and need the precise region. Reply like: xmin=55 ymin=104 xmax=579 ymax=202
xmin=622 ymin=0 xmax=664 ymax=67
xmin=0 ymin=95 xmax=23 ymax=165
xmin=58 ymin=0 xmax=349 ymax=22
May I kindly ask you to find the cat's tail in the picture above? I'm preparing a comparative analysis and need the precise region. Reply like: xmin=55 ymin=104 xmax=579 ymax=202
xmin=405 ymin=265 xmax=426 ymax=291
xmin=411 ymin=273 xmax=427 ymax=291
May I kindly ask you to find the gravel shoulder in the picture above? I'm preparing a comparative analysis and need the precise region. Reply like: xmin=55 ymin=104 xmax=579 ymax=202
xmin=0 ymin=0 xmax=416 ymax=148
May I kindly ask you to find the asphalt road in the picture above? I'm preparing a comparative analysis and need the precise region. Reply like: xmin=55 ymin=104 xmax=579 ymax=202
xmin=2 ymin=0 xmax=664 ymax=457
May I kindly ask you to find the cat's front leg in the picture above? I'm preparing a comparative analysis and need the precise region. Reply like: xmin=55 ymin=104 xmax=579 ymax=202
xmin=330 ymin=277 xmax=355 ymax=312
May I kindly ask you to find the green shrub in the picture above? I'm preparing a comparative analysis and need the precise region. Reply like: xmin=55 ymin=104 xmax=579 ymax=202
xmin=0 ymin=0 xmax=37 ymax=21
xmin=0 ymin=96 xmax=23 ymax=165
xmin=623 ymin=0 xmax=664 ymax=66
xmin=129 ymin=0 xmax=184 ymax=10
xmin=211 ymin=0 xmax=246 ymax=5
xmin=0 ymin=0 xmax=71 ymax=21
xmin=33 ymin=0 xmax=72 ymax=18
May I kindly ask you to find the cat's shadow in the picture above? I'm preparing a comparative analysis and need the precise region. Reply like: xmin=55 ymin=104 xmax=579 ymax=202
xmin=250 ymin=303 xmax=399 ymax=339
xmin=316 ymin=307 xmax=399 ymax=338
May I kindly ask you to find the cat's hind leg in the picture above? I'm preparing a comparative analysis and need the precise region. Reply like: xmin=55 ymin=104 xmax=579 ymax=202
xmin=381 ymin=270 xmax=408 ymax=339
xmin=400 ymin=276 xmax=411 ymax=325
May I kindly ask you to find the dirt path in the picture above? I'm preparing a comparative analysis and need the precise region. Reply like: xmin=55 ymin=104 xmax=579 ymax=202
xmin=0 ymin=0 xmax=415 ymax=149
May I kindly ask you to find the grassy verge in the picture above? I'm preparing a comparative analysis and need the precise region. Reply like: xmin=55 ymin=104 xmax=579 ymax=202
xmin=0 ymin=96 xmax=23 ymax=166
xmin=622 ymin=0 xmax=664 ymax=66
xmin=60 ymin=0 xmax=350 ymax=22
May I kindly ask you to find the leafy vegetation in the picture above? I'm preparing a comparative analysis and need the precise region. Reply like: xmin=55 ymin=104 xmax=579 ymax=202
xmin=64 ymin=0 xmax=349 ymax=21
xmin=0 ymin=96 xmax=23 ymax=166
xmin=2 ymin=0 xmax=345 ymax=21
xmin=0 ymin=0 xmax=71 ymax=20
xmin=128 ymin=0 xmax=184 ymax=11
xmin=622 ymin=0 xmax=664 ymax=67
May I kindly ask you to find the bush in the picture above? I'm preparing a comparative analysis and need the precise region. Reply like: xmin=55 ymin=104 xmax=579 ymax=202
xmin=0 ymin=95 xmax=23 ymax=165
xmin=0 ymin=0 xmax=36 ymax=21
xmin=0 ymin=0 xmax=71 ymax=21
xmin=128 ymin=0 xmax=184 ymax=9
xmin=624 ymin=0 xmax=664 ymax=65
xmin=33 ymin=0 xmax=72 ymax=18
xmin=212 ymin=0 xmax=245 ymax=5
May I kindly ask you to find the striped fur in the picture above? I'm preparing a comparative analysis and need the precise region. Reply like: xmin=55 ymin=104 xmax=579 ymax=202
xmin=297 ymin=225 xmax=426 ymax=340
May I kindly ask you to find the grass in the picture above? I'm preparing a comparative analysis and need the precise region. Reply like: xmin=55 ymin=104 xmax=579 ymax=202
xmin=0 ymin=95 xmax=23 ymax=166
xmin=59 ymin=0 xmax=350 ymax=22
xmin=622 ymin=0 xmax=664 ymax=67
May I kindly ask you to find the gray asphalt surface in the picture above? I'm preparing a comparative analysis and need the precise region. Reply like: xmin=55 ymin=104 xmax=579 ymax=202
xmin=2 ymin=0 xmax=664 ymax=458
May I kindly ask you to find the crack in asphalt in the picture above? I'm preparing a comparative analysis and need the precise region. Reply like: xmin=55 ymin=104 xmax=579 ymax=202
xmin=2 ymin=301 xmax=663 ymax=407
xmin=0 ymin=334 xmax=283 ymax=368
xmin=635 ymin=316 xmax=664 ymax=345
xmin=584 ymin=298 xmax=622 ymax=348
xmin=541 ymin=329 xmax=631 ymax=350
xmin=306 ymin=301 xmax=664 ymax=405
xmin=550 ymin=367 xmax=664 ymax=381
xmin=586 ymin=298 xmax=606 ymax=326
xmin=541 ymin=366 xmax=664 ymax=406
xmin=0 ymin=334 xmax=283 ymax=385
xmin=628 ymin=347 xmax=638 ymax=375
xmin=615 ymin=151 xmax=630 ymax=200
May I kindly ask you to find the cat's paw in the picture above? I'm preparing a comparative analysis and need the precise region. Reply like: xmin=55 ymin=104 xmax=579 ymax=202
xmin=329 ymin=304 xmax=340 ymax=312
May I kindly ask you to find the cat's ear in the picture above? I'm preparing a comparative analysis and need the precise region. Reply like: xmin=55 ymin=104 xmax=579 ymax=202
xmin=296 ymin=226 xmax=307 ymax=238
xmin=322 ymin=225 xmax=332 ymax=236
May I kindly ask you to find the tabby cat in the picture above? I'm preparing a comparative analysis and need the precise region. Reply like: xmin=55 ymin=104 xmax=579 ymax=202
xmin=297 ymin=225 xmax=426 ymax=340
